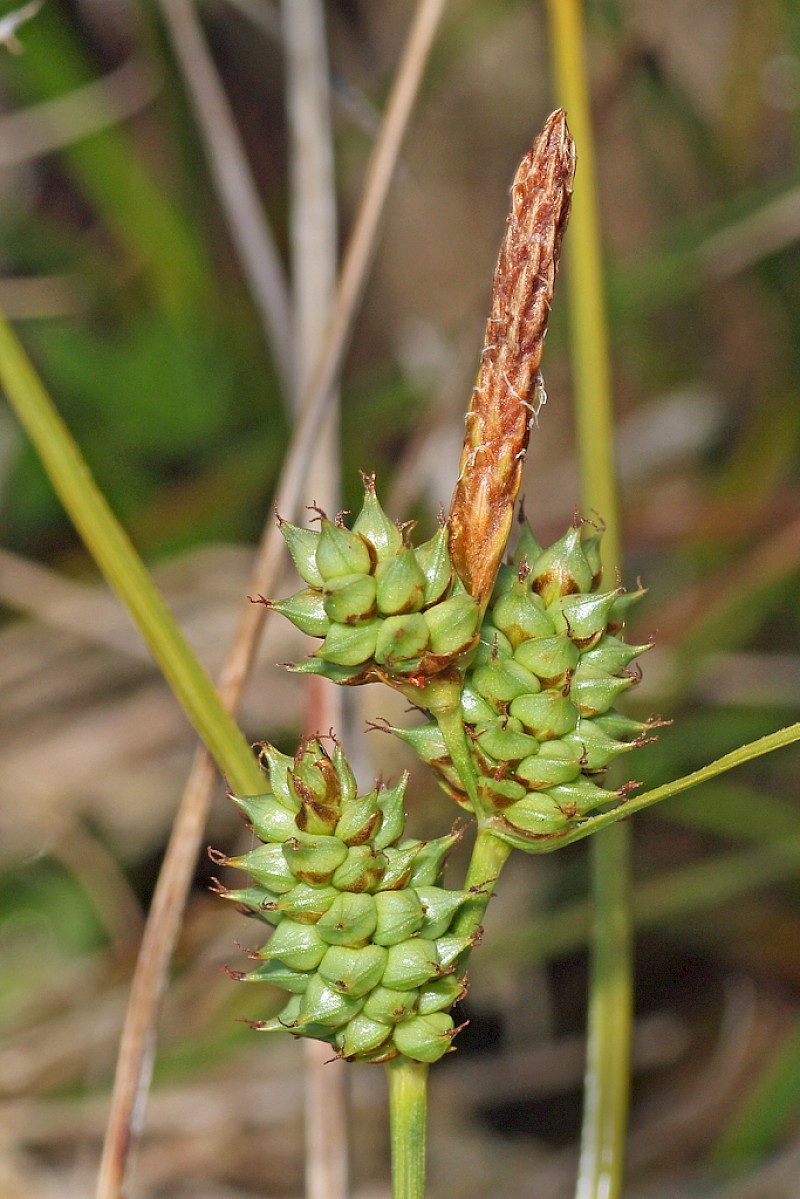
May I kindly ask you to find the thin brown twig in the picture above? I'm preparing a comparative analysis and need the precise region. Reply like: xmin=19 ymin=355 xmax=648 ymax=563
xmin=95 ymin=3 xmax=447 ymax=1196
xmin=158 ymin=0 xmax=294 ymax=393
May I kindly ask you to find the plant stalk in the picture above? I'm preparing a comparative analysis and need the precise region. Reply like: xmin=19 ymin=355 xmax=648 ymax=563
xmin=386 ymin=1057 xmax=429 ymax=1199
xmin=546 ymin=3 xmax=632 ymax=1197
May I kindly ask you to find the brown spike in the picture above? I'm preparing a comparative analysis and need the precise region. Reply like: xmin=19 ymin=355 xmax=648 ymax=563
xmin=449 ymin=110 xmax=575 ymax=607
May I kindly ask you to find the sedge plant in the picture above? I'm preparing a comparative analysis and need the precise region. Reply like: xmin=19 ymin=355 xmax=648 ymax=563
xmin=4 ymin=101 xmax=800 ymax=1199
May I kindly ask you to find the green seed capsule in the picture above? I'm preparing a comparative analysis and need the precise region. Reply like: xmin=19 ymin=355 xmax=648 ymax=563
xmin=581 ymin=634 xmax=650 ymax=674
xmin=351 ymin=480 xmax=404 ymax=560
xmin=212 ymin=883 xmax=280 ymax=924
xmin=374 ymin=613 xmax=430 ymax=669
xmin=423 ymin=594 xmax=481 ymax=657
xmin=378 ymin=842 xmax=422 ymax=891
xmin=434 ymin=932 xmax=474 ymax=969
xmin=373 ymin=776 xmax=409 ymax=851
xmin=561 ymin=720 xmax=634 ymax=771
xmin=242 ymin=960 xmax=311 ymax=993
xmin=373 ymin=890 xmax=426 ymax=945
xmin=392 ymin=1012 xmax=456 ymax=1063
xmin=569 ymin=665 xmax=635 ymax=716
xmin=299 ymin=974 xmax=366 ymax=1029
xmin=316 ymin=893 xmax=378 ymax=947
xmin=255 ymin=994 xmax=304 ymax=1032
xmin=390 ymin=723 xmax=450 ymax=769
xmin=509 ymin=691 xmax=580 ymax=740
xmin=608 ymin=586 xmax=647 ymax=630
xmin=414 ymin=525 xmax=453 ymax=607
xmin=318 ymin=943 xmax=388 ymax=997
xmin=515 ymin=741 xmax=582 ymax=788
xmin=475 ymin=718 xmax=540 ymax=763
xmin=282 ymin=834 xmax=348 ymax=886
xmin=274 ymin=883 xmax=339 ymax=923
xmin=478 ymin=775 xmax=527 ymax=808
xmin=416 ymin=974 xmax=465 ymax=1015
xmin=382 ymin=937 xmax=440 ymax=989
xmin=323 ymin=573 xmax=377 ymax=625
xmin=499 ymin=793 xmax=571 ymax=836
xmin=529 ymin=526 xmax=595 ymax=604
xmin=259 ymin=919 xmax=327 ymax=971
xmin=580 ymin=531 xmax=604 ymax=586
xmin=362 ymin=985 xmax=418 ymax=1024
xmin=548 ymin=589 xmax=620 ymax=648
xmin=336 ymin=1013 xmax=393 ymax=1059
xmin=332 ymin=746 xmax=358 ymax=806
xmin=513 ymin=635 xmax=580 ymax=684
xmin=291 ymin=740 xmax=341 ymax=806
xmin=230 ymin=791 xmax=299 ymax=842
xmin=593 ymin=712 xmax=649 ymax=740
xmin=331 ymin=845 xmax=387 ymax=893
xmin=491 ymin=580 xmax=554 ymax=647
xmin=461 ymin=684 xmax=499 ymax=725
xmin=473 ymin=623 xmax=514 ymax=666
xmin=335 ymin=791 xmax=382 ymax=846
xmin=270 ymin=589 xmax=331 ymax=637
xmin=416 ymin=887 xmax=470 ymax=939
xmin=375 ymin=549 xmax=427 ymax=615
xmin=317 ymin=620 xmax=379 ymax=667
xmin=229 ymin=843 xmax=296 ymax=893
xmin=471 ymin=659 xmax=542 ymax=706
xmin=257 ymin=744 xmax=297 ymax=809
xmin=315 ymin=520 xmax=373 ymax=581
xmin=546 ymin=778 xmax=617 ymax=815
xmin=408 ymin=834 xmax=460 ymax=887
xmin=513 ymin=524 xmax=544 ymax=568
xmin=278 ymin=520 xmax=323 ymax=587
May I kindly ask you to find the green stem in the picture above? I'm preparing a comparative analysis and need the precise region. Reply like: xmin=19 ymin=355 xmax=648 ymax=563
xmin=386 ymin=1057 xmax=429 ymax=1199
xmin=546 ymin=3 xmax=631 ymax=1197
xmin=0 ymin=313 xmax=264 ymax=797
xmin=453 ymin=825 xmax=512 ymax=949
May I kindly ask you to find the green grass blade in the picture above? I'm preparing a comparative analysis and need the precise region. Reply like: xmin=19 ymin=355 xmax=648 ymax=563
xmin=0 ymin=312 xmax=264 ymax=796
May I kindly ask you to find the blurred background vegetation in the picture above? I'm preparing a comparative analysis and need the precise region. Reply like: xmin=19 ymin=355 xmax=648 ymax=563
xmin=2 ymin=1 xmax=800 ymax=1196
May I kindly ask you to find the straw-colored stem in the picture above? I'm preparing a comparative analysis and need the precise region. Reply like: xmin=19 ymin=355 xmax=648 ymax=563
xmin=546 ymin=3 xmax=631 ymax=1198
xmin=386 ymin=1058 xmax=429 ymax=1199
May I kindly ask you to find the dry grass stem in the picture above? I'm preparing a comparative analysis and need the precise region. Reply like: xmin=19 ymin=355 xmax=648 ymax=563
xmin=449 ymin=109 xmax=575 ymax=605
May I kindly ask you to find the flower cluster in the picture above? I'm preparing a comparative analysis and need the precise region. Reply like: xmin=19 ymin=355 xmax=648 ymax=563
xmin=266 ymin=475 xmax=481 ymax=687
xmin=214 ymin=738 xmax=474 ymax=1063
xmin=390 ymin=519 xmax=654 ymax=850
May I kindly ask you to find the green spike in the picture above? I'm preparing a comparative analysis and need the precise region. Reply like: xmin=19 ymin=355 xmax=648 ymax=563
xmin=229 ymin=843 xmax=296 ymax=893
xmin=298 ymin=974 xmax=366 ymax=1029
xmin=491 ymin=578 xmax=554 ymax=647
xmin=529 ymin=525 xmax=595 ymax=604
xmin=317 ymin=620 xmax=379 ymax=667
xmin=423 ymin=594 xmax=481 ymax=657
xmin=372 ymin=890 xmax=426 ymax=945
xmin=333 ymin=745 xmax=358 ymax=805
xmin=362 ymin=985 xmax=418 ymax=1025
xmin=315 ymin=519 xmax=373 ymax=581
xmin=316 ymin=893 xmax=378 ymax=947
xmin=318 ymin=944 xmax=388 ymax=997
xmin=416 ymin=887 xmax=470 ymax=939
xmin=377 ymin=842 xmax=423 ymax=891
xmin=258 ymin=919 xmax=327 ymax=971
xmin=274 ymin=883 xmax=339 ymax=924
xmin=351 ymin=477 xmax=403 ymax=560
xmin=407 ymin=834 xmax=459 ymax=886
xmin=392 ymin=1012 xmax=457 ymax=1063
xmin=473 ymin=622 xmax=514 ymax=666
xmin=513 ymin=635 xmax=580 ymax=684
xmin=230 ymin=791 xmax=299 ymax=842
xmin=322 ymin=573 xmax=377 ymax=625
xmin=509 ymin=691 xmax=580 ymax=740
xmin=471 ymin=659 xmax=542 ymax=706
xmin=282 ymin=834 xmax=348 ymax=885
xmin=331 ymin=844 xmax=387 ymax=892
xmin=415 ymin=974 xmax=466 ymax=1015
xmin=475 ymin=718 xmax=540 ymax=763
xmin=570 ymin=664 xmax=636 ymax=717
xmin=561 ymin=719 xmax=635 ymax=771
xmin=512 ymin=522 xmax=544 ymax=567
xmin=373 ymin=775 xmax=409 ymax=850
xmin=336 ymin=1013 xmax=393 ymax=1059
xmin=375 ymin=548 xmax=427 ymax=615
xmin=608 ymin=585 xmax=647 ymax=630
xmin=335 ymin=790 xmax=382 ymax=846
xmin=381 ymin=937 xmax=441 ymax=989
xmin=515 ymin=741 xmax=583 ymax=788
xmin=374 ymin=613 xmax=430 ymax=670
xmin=548 ymin=588 xmax=621 ymax=648
xmin=269 ymin=588 xmax=331 ymax=637
xmin=278 ymin=519 xmax=323 ymax=587
xmin=242 ymin=960 xmax=311 ymax=993
xmin=257 ymin=744 xmax=297 ymax=810
xmin=580 ymin=634 xmax=651 ymax=674
xmin=414 ymin=525 xmax=453 ymax=606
